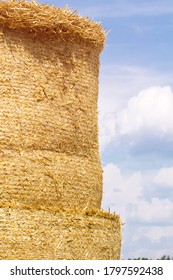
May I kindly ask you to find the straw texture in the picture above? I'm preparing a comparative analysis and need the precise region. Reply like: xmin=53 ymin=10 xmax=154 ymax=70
xmin=0 ymin=0 xmax=106 ymax=51
xmin=0 ymin=0 xmax=122 ymax=260
xmin=0 ymin=28 xmax=100 ymax=155
xmin=0 ymin=150 xmax=102 ymax=209
xmin=0 ymin=1 xmax=103 ymax=208
xmin=0 ymin=205 xmax=121 ymax=260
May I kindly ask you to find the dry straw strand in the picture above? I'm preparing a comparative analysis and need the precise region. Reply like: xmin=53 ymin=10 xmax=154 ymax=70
xmin=0 ymin=0 xmax=106 ymax=51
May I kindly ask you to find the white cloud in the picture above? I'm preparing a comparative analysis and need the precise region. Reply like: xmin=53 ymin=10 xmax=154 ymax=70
xmin=127 ymin=225 xmax=173 ymax=259
xmin=102 ymin=163 xmax=173 ymax=223
xmin=130 ymin=197 xmax=173 ymax=222
xmin=99 ymin=65 xmax=172 ymax=152
xmin=138 ymin=226 xmax=173 ymax=243
xmin=99 ymin=113 xmax=116 ymax=152
xmin=102 ymin=163 xmax=142 ymax=220
xmin=118 ymin=86 xmax=173 ymax=138
xmin=154 ymin=167 xmax=173 ymax=188
xmin=102 ymin=163 xmax=173 ymax=259
xmin=99 ymin=65 xmax=171 ymax=112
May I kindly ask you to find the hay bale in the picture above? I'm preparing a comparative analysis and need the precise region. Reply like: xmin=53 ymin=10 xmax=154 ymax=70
xmin=0 ymin=0 xmax=122 ymax=260
xmin=0 ymin=205 xmax=121 ymax=260
xmin=0 ymin=150 xmax=102 ymax=209
xmin=0 ymin=0 xmax=105 ymax=208
xmin=0 ymin=28 xmax=100 ymax=155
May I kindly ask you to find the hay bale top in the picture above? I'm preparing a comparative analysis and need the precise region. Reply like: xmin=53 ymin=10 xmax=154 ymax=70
xmin=0 ymin=0 xmax=106 ymax=51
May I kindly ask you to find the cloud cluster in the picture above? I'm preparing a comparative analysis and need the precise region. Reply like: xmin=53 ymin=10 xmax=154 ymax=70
xmin=102 ymin=163 xmax=142 ymax=220
xmin=118 ymin=86 xmax=173 ymax=137
xmin=114 ymin=86 xmax=173 ymax=156
xmin=100 ymin=84 xmax=173 ymax=257
xmin=98 ymin=63 xmax=173 ymax=152
xmin=99 ymin=85 xmax=173 ymax=157
xmin=154 ymin=167 xmax=173 ymax=187
xmin=102 ymin=163 xmax=173 ymax=221
xmin=102 ymin=163 xmax=173 ymax=258
xmin=99 ymin=65 xmax=171 ymax=112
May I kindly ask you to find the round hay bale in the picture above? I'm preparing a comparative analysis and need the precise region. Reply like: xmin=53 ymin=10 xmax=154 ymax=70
xmin=0 ymin=205 xmax=121 ymax=260
xmin=0 ymin=28 xmax=100 ymax=155
xmin=0 ymin=149 xmax=102 ymax=209
xmin=0 ymin=0 xmax=122 ymax=260
xmin=0 ymin=0 xmax=105 ymax=208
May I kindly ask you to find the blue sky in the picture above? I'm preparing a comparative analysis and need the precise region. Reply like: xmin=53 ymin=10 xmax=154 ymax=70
xmin=41 ymin=0 xmax=173 ymax=259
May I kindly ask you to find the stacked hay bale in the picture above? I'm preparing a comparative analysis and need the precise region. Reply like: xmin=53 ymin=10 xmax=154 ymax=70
xmin=0 ymin=0 xmax=121 ymax=259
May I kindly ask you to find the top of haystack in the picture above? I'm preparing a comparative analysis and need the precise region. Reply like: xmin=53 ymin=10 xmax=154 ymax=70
xmin=0 ymin=0 xmax=106 ymax=51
